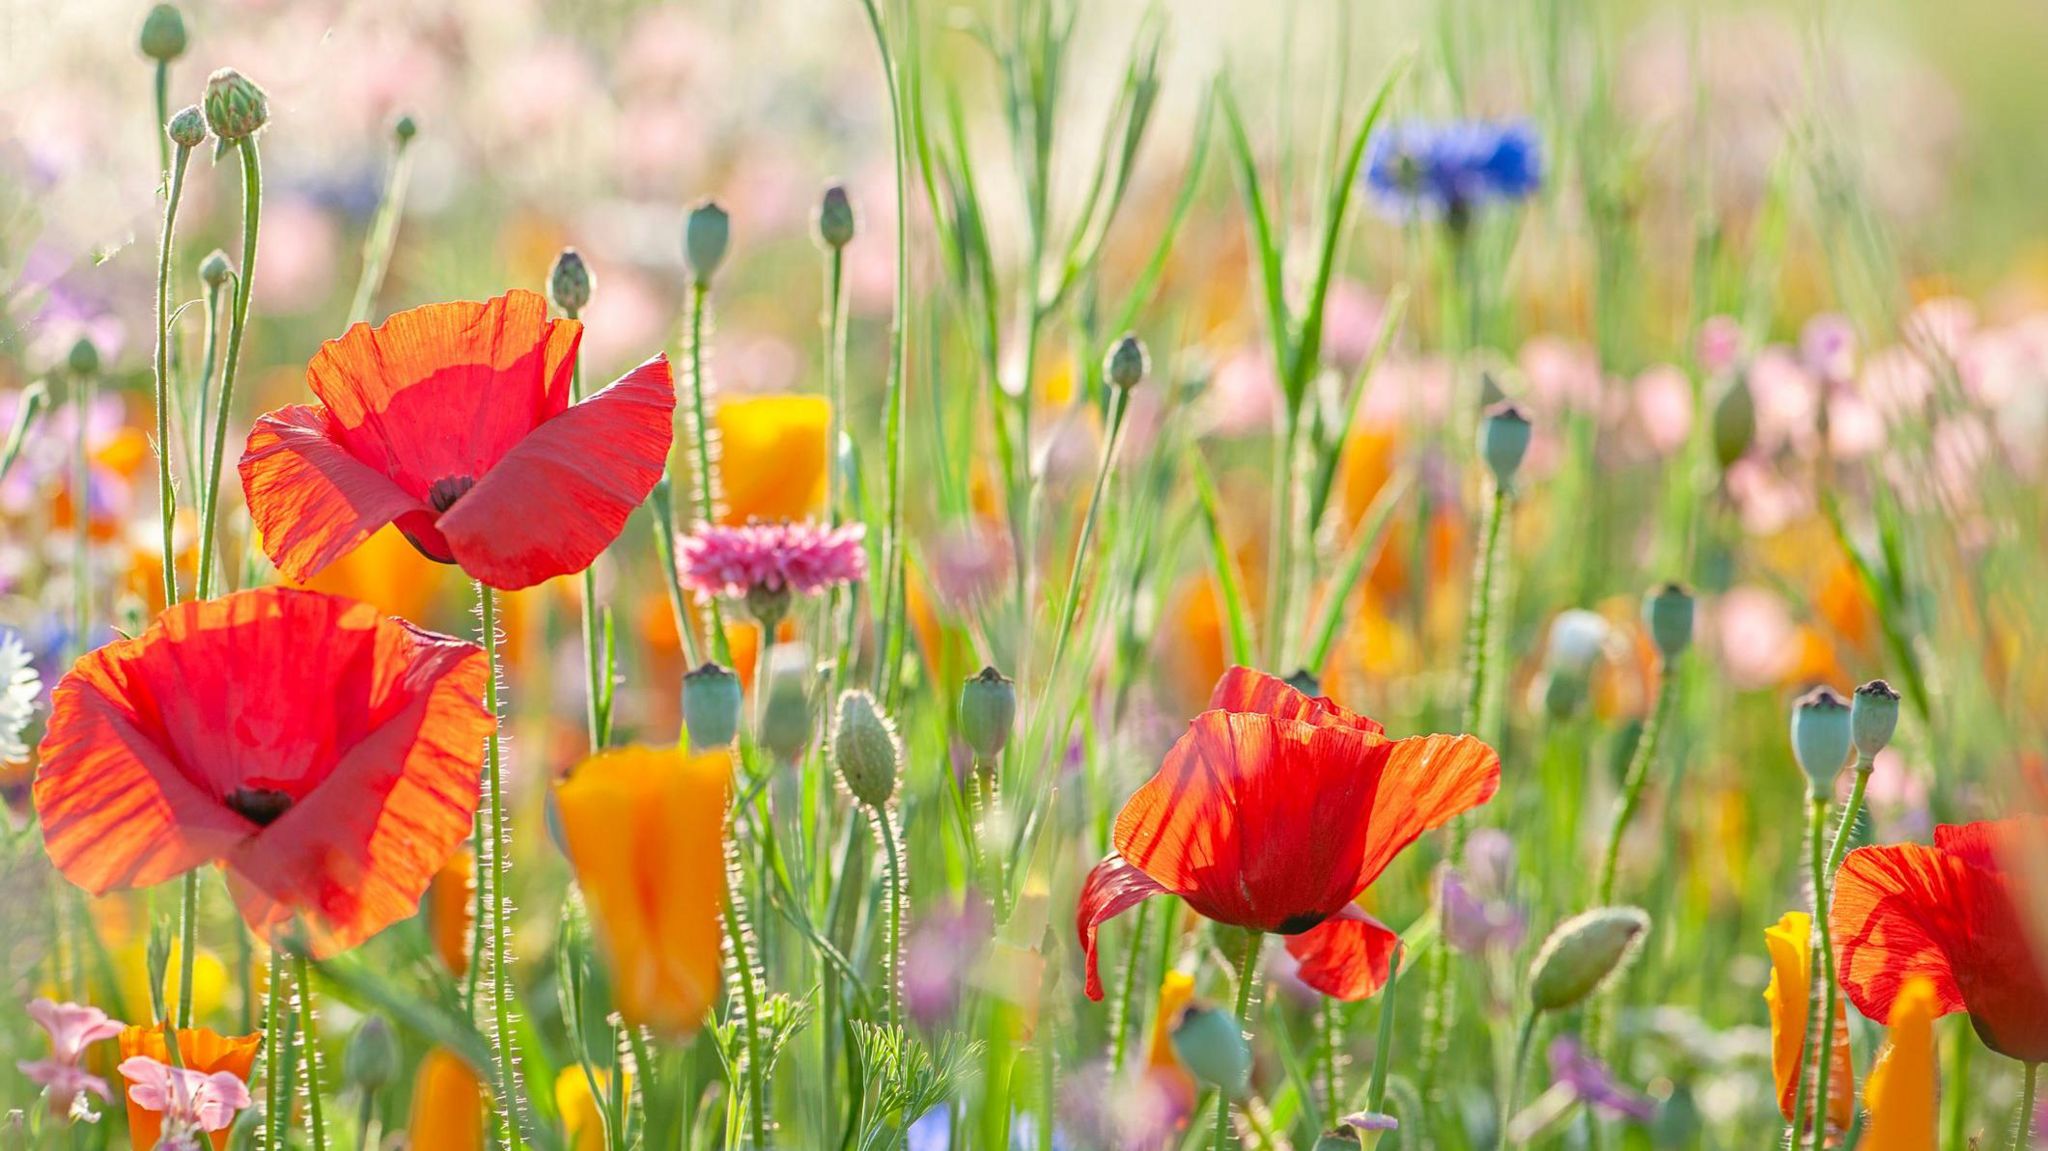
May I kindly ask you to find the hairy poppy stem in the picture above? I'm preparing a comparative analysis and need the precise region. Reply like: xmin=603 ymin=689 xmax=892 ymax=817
xmin=1499 ymin=1008 xmax=1537 ymax=1149
xmin=718 ymin=832 xmax=768 ymax=1147
xmin=345 ymin=124 xmax=415 ymax=327
xmin=197 ymin=138 xmax=262 ymax=600
xmin=1317 ymin=997 xmax=1341 ymax=1125
xmin=680 ymin=283 xmax=733 ymax=668
xmin=1792 ymin=794 xmax=1837 ymax=1148
xmin=2015 ymin=1062 xmax=2040 ymax=1151
xmin=1106 ymin=901 xmax=1150 ymax=1075
xmin=474 ymin=583 xmax=526 ymax=1151
xmin=1214 ymin=930 xmax=1261 ymax=1151
xmin=175 ymin=871 xmax=198 ymax=1028
xmin=265 ymin=946 xmax=287 ymax=1151
xmin=1365 ymin=947 xmax=1402 ymax=1120
xmin=875 ymin=803 xmax=906 ymax=1028
xmin=295 ymin=953 xmax=330 ymax=1151
xmin=152 ymin=139 xmax=192 ymax=610
xmin=557 ymin=303 xmax=609 ymax=754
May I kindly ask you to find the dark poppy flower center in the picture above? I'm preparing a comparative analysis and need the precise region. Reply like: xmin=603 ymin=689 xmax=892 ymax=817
xmin=1276 ymin=912 xmax=1327 ymax=935
xmin=225 ymin=786 xmax=295 ymax=827
xmin=428 ymin=474 xmax=477 ymax=512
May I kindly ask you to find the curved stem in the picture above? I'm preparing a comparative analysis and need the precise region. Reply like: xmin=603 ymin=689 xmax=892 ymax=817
xmin=2015 ymin=1062 xmax=2040 ymax=1151
xmin=1107 ymin=901 xmax=1150 ymax=1075
xmin=153 ymin=62 xmax=170 ymax=179
xmin=720 ymin=831 xmax=768 ymax=1147
xmin=345 ymin=134 xmax=414 ymax=327
xmin=152 ymin=142 xmax=191 ymax=610
xmin=1595 ymin=657 xmax=1678 ymax=906
xmin=1500 ymin=1010 xmax=1537 ymax=1149
xmin=1213 ymin=930 xmax=1260 ymax=1151
xmin=476 ymin=583 xmax=525 ymax=1150
xmin=875 ymin=804 xmax=906 ymax=1028
xmin=1040 ymin=386 xmax=1129 ymax=699
xmin=295 ymin=954 xmax=329 ymax=1151
xmin=680 ymin=283 xmax=733 ymax=667
xmin=1791 ymin=795 xmax=1835 ymax=1148
xmin=1365 ymin=948 xmax=1402 ymax=1118
xmin=197 ymin=139 xmax=262 ymax=600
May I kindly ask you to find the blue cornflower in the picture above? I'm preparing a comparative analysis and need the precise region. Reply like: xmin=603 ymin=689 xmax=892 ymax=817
xmin=1364 ymin=119 xmax=1543 ymax=223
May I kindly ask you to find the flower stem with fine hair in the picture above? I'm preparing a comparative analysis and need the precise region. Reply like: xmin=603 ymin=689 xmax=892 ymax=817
xmin=475 ymin=582 xmax=525 ymax=1150
xmin=197 ymin=138 xmax=262 ymax=600
xmin=680 ymin=283 xmax=733 ymax=667
xmin=1214 ymin=930 xmax=1261 ymax=1151
xmin=2015 ymin=1062 xmax=2039 ymax=1151
xmin=295 ymin=953 xmax=330 ymax=1151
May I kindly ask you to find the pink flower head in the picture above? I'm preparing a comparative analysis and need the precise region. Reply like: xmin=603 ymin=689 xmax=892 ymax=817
xmin=18 ymin=998 xmax=122 ymax=1115
xmin=118 ymin=1057 xmax=252 ymax=1135
xmin=677 ymin=520 xmax=868 ymax=600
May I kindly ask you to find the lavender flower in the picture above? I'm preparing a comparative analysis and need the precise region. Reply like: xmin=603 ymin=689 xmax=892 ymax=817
xmin=1365 ymin=120 xmax=1542 ymax=224
xmin=1546 ymin=1036 xmax=1655 ymax=1122
xmin=676 ymin=519 xmax=867 ymax=600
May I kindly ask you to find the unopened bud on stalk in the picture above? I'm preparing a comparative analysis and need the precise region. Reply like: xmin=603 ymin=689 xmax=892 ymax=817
xmin=815 ymin=183 xmax=855 ymax=250
xmin=1105 ymin=333 xmax=1148 ymax=390
xmin=392 ymin=113 xmax=418 ymax=146
xmin=1790 ymin=686 xmax=1853 ymax=791
xmin=1312 ymin=1129 xmax=1363 ymax=1149
xmin=203 ymin=68 xmax=269 ymax=141
xmin=682 ymin=662 xmax=742 ymax=749
xmin=1170 ymin=1004 xmax=1252 ymax=1097
xmin=958 ymin=666 xmax=1016 ymax=764
xmin=139 ymin=3 xmax=187 ymax=62
xmin=834 ymin=689 xmax=902 ymax=808
xmin=1527 ymin=906 xmax=1649 ymax=1012
xmin=684 ymin=200 xmax=730 ymax=286
xmin=1851 ymin=679 xmax=1900 ymax=760
xmin=199 ymin=250 xmax=234 ymax=290
xmin=1643 ymin=583 xmax=1694 ymax=661
xmin=166 ymin=105 xmax=207 ymax=150
xmin=758 ymin=656 xmax=812 ymax=762
xmin=1479 ymin=402 xmax=1532 ymax=489
xmin=547 ymin=248 xmax=593 ymax=316
xmin=66 ymin=337 xmax=100 ymax=379
xmin=343 ymin=1017 xmax=400 ymax=1093
xmin=1711 ymin=372 xmax=1755 ymax=470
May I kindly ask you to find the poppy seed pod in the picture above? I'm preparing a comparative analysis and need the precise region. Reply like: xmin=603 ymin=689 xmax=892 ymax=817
xmin=1643 ymin=583 xmax=1694 ymax=660
xmin=1527 ymin=906 xmax=1650 ymax=1012
xmin=343 ymin=1017 xmax=400 ymax=1093
xmin=199 ymin=249 xmax=234 ymax=290
xmin=1851 ymin=679 xmax=1900 ymax=759
xmin=202 ymin=68 xmax=269 ymax=141
xmin=958 ymin=666 xmax=1016 ymax=764
xmin=682 ymin=662 xmax=742 ymax=750
xmin=758 ymin=657 xmax=812 ymax=762
xmin=66 ymin=337 xmax=100 ymax=379
xmin=547 ymin=249 xmax=593 ymax=316
xmin=1105 ymin=334 xmax=1148 ymax=390
xmin=1169 ymin=1004 xmax=1252 ymax=1097
xmin=166 ymin=105 xmax=208 ymax=150
xmin=392 ymin=113 xmax=418 ymax=145
xmin=139 ymin=3 xmax=187 ymax=62
xmin=1479 ymin=402 xmax=1533 ymax=489
xmin=816 ymin=184 xmax=855 ymax=250
xmin=1711 ymin=372 xmax=1755 ymax=470
xmin=833 ymin=689 xmax=902 ymax=808
xmin=684 ymin=200 xmax=730 ymax=286
xmin=1791 ymin=687 xmax=1853 ymax=790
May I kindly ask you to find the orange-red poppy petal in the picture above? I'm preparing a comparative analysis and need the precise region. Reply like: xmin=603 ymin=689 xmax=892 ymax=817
xmin=240 ymin=404 xmax=429 ymax=584
xmin=437 ymin=354 xmax=675 ymax=590
xmin=1353 ymin=733 xmax=1500 ymax=890
xmin=1830 ymin=843 xmax=1970 ymax=1028
xmin=1205 ymin=666 xmax=1386 ymax=735
xmin=1076 ymin=853 xmax=1171 ymax=1001
xmin=1284 ymin=905 xmax=1401 ymax=1001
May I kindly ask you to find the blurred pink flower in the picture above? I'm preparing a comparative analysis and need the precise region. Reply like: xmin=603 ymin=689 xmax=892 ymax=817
xmin=117 ymin=1057 xmax=251 ymax=1136
xmin=1723 ymin=459 xmax=1808 ymax=536
xmin=1747 ymin=347 xmax=1819 ymax=456
xmin=252 ymin=197 xmax=340 ymax=316
xmin=1711 ymin=586 xmax=1796 ymax=689
xmin=1697 ymin=315 xmax=1745 ymax=376
xmin=1632 ymin=364 xmax=1693 ymax=455
xmin=1203 ymin=348 xmax=1279 ymax=437
xmin=677 ymin=520 xmax=867 ymax=599
xmin=1322 ymin=280 xmax=1388 ymax=373
xmin=18 ymin=998 xmax=122 ymax=1115
xmin=928 ymin=525 xmax=1012 ymax=612
xmin=1800 ymin=314 xmax=1858 ymax=385
xmin=1519 ymin=335 xmax=1602 ymax=412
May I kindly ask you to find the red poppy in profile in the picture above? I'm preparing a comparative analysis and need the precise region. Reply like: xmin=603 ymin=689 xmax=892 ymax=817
xmin=33 ymin=587 xmax=492 ymax=957
xmin=240 ymin=290 xmax=674 ymax=591
xmin=1831 ymin=817 xmax=2048 ymax=1062
xmin=1077 ymin=667 xmax=1500 ymax=1001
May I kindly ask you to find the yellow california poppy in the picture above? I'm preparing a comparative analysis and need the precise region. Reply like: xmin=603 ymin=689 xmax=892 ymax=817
xmin=555 ymin=1066 xmax=628 ymax=1151
xmin=714 ymin=394 xmax=829 ymax=524
xmin=1862 ymin=976 xmax=1938 ymax=1150
xmin=554 ymin=746 xmax=730 ymax=1037
xmin=1763 ymin=911 xmax=1854 ymax=1135
xmin=426 ymin=847 xmax=474 ymax=980
xmin=408 ymin=1048 xmax=486 ymax=1151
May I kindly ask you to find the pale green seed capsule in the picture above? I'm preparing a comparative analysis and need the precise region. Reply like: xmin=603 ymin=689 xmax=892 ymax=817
xmin=1527 ymin=906 xmax=1649 ymax=1012
xmin=139 ymin=3 xmax=187 ymax=62
xmin=682 ymin=662 xmax=742 ymax=750
xmin=834 ymin=689 xmax=903 ymax=808
xmin=1105 ymin=333 xmax=1148 ymax=390
xmin=548 ymin=248 xmax=593 ymax=315
xmin=1479 ymin=402 xmax=1533 ymax=489
xmin=66 ymin=337 xmax=100 ymax=379
xmin=816 ymin=184 xmax=855 ymax=250
xmin=1643 ymin=582 xmax=1695 ymax=661
xmin=958 ymin=666 xmax=1016 ymax=763
xmin=1851 ymin=679 xmax=1900 ymax=760
xmin=343 ymin=1017 xmax=400 ymax=1093
xmin=1791 ymin=686 xmax=1853 ymax=790
xmin=1170 ymin=1005 xmax=1252 ymax=1097
xmin=759 ymin=658 xmax=812 ymax=762
xmin=684 ymin=200 xmax=731 ymax=286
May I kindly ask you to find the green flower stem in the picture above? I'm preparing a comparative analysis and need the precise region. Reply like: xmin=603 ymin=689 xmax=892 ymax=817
xmin=1106 ymin=900 xmax=1150 ymax=1075
xmin=153 ymin=62 xmax=171 ymax=178
xmin=1364 ymin=948 xmax=1402 ymax=1125
xmin=874 ymin=803 xmax=906 ymax=1028
xmin=1214 ymin=930 xmax=1261 ymax=1151
xmin=856 ymin=0 xmax=910 ymax=706
xmin=152 ymin=140 xmax=191 ymax=610
xmin=71 ymin=370 xmax=92 ymax=661
xmin=197 ymin=138 xmax=262 ymax=600
xmin=175 ymin=871 xmax=198 ymax=1028
xmin=265 ymin=946 xmax=288 ymax=1151
xmin=1808 ymin=754 xmax=1876 ymax=1144
xmin=475 ymin=583 xmax=525 ymax=1151
xmin=680 ymin=283 xmax=733 ymax=668
xmin=1040 ymin=386 xmax=1129 ymax=702
xmin=719 ymin=830 xmax=768 ymax=1147
xmin=345 ymin=130 xmax=415 ymax=327
xmin=1261 ymin=408 xmax=1302 ymax=670
xmin=1595 ymin=655 xmax=1679 ymax=905
xmin=2015 ymin=1062 xmax=2040 ymax=1151
xmin=1316 ymin=997 xmax=1341 ymax=1126
xmin=295 ymin=953 xmax=329 ymax=1151
xmin=558 ymin=308 xmax=608 ymax=753
xmin=1499 ymin=1009 xmax=1538 ymax=1149
xmin=1789 ymin=794 xmax=1835 ymax=1148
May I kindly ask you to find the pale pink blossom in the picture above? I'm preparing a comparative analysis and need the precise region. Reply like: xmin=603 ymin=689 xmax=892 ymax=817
xmin=1711 ymin=586 xmax=1797 ymax=690
xmin=1697 ymin=314 xmax=1745 ymax=376
xmin=678 ymin=521 xmax=867 ymax=599
xmin=1321 ymin=280 xmax=1389 ymax=373
xmin=18 ymin=998 xmax=123 ymax=1114
xmin=118 ymin=1057 xmax=252 ymax=1136
xmin=1632 ymin=364 xmax=1693 ymax=455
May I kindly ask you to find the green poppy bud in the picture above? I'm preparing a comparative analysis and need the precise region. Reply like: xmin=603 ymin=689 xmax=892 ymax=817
xmin=758 ymin=656 xmax=812 ymax=763
xmin=958 ymin=666 xmax=1016 ymax=764
xmin=1643 ymin=582 xmax=1694 ymax=661
xmin=547 ymin=248 xmax=593 ymax=316
xmin=744 ymin=583 xmax=792 ymax=631
xmin=66 ymin=337 xmax=100 ymax=379
xmin=392 ymin=113 xmax=418 ymax=146
xmin=139 ymin=3 xmax=187 ymax=63
xmin=1711 ymin=372 xmax=1755 ymax=470
xmin=1479 ymin=402 xmax=1533 ymax=489
xmin=166 ymin=105 xmax=207 ymax=150
xmin=1170 ymin=1004 xmax=1252 ymax=1098
xmin=203 ymin=68 xmax=269 ymax=141
xmin=1105 ymin=333 xmax=1148 ymax=390
xmin=815 ymin=183 xmax=855 ymax=250
xmin=834 ymin=689 xmax=903 ymax=808
xmin=682 ymin=662 xmax=742 ymax=750
xmin=1851 ymin=679 xmax=1900 ymax=760
xmin=342 ymin=1017 xmax=400 ymax=1093
xmin=199 ymin=249 xmax=234 ymax=290
xmin=684 ymin=200 xmax=730 ymax=286
xmin=1790 ymin=686 xmax=1852 ymax=790
xmin=1527 ymin=906 xmax=1649 ymax=1012
xmin=1283 ymin=668 xmax=1321 ymax=697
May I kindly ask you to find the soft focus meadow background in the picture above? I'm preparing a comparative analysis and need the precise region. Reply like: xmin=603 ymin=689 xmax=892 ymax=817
xmin=6 ymin=0 xmax=2048 ymax=1148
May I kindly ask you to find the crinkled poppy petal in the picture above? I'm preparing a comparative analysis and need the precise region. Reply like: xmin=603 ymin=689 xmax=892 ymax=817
xmin=1926 ymin=821 xmax=2048 ymax=1061
xmin=1353 ymin=733 xmax=1500 ymax=889
xmin=1076 ymin=853 xmax=1170 ymax=1001
xmin=437 ymin=354 xmax=675 ymax=590
xmin=1830 ymin=843 xmax=1970 ymax=1030
xmin=223 ymin=624 xmax=489 ymax=957
xmin=239 ymin=404 xmax=429 ymax=583
xmin=1114 ymin=712 xmax=1383 ymax=932
xmin=306 ymin=291 xmax=580 ymax=493
xmin=1284 ymin=904 xmax=1401 ymax=1001
xmin=1205 ymin=665 xmax=1385 ymax=735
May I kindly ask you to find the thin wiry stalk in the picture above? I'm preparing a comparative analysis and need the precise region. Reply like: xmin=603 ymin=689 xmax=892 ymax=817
xmin=680 ymin=283 xmax=734 ymax=667
xmin=475 ymin=582 xmax=526 ymax=1150
xmin=720 ymin=824 xmax=769 ymax=1147
xmin=345 ymin=129 xmax=415 ymax=327
xmin=197 ymin=139 xmax=263 ymax=600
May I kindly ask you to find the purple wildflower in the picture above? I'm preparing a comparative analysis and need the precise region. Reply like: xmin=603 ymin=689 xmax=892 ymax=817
xmin=676 ymin=519 xmax=867 ymax=600
xmin=1547 ymin=1036 xmax=1655 ymax=1122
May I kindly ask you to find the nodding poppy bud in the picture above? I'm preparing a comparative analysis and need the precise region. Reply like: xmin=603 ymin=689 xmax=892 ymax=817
xmin=1283 ymin=668 xmax=1321 ymax=697
xmin=66 ymin=337 xmax=100 ymax=379
xmin=1170 ymin=1004 xmax=1252 ymax=1097
xmin=958 ymin=666 xmax=1016 ymax=764
xmin=1643 ymin=582 xmax=1694 ymax=661
xmin=547 ymin=248 xmax=593 ymax=316
xmin=1528 ymin=906 xmax=1649 ymax=1012
xmin=1790 ymin=686 xmax=1853 ymax=790
xmin=1105 ymin=334 xmax=1148 ymax=390
xmin=203 ymin=68 xmax=269 ymax=141
xmin=1851 ymin=679 xmax=1900 ymax=760
xmin=139 ymin=3 xmax=187 ymax=62
xmin=682 ymin=662 xmax=742 ymax=749
xmin=1711 ymin=372 xmax=1755 ymax=470
xmin=166 ymin=105 xmax=207 ymax=150
xmin=343 ymin=1017 xmax=400 ymax=1093
xmin=744 ymin=583 xmax=793 ymax=631
xmin=758 ymin=654 xmax=813 ymax=762
xmin=684 ymin=200 xmax=730 ymax=287
xmin=392 ymin=113 xmax=418 ymax=146
xmin=834 ymin=689 xmax=902 ymax=808
xmin=199 ymin=249 xmax=234 ymax=290
xmin=1479 ymin=402 xmax=1532 ymax=489
xmin=815 ymin=183 xmax=855 ymax=250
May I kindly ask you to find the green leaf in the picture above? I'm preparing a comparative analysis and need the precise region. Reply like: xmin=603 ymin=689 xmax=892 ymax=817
xmin=1303 ymin=471 xmax=1413 ymax=676
xmin=1188 ymin=449 xmax=1256 ymax=666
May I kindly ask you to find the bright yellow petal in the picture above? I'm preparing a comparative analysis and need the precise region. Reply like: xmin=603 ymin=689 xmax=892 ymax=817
xmin=115 ymin=938 xmax=229 ymax=1028
xmin=409 ymin=1048 xmax=486 ymax=1151
xmin=555 ymin=1066 xmax=628 ymax=1151
xmin=1144 ymin=971 xmax=1196 ymax=1070
xmin=1763 ymin=910 xmax=1854 ymax=1133
xmin=714 ymin=394 xmax=830 ymax=525
xmin=1863 ymin=977 xmax=1940 ymax=1151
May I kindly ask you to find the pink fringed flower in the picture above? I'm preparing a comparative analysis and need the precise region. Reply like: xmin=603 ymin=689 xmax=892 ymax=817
xmin=18 ymin=998 xmax=123 ymax=1117
xmin=117 ymin=1057 xmax=252 ymax=1138
xmin=677 ymin=520 xmax=867 ymax=603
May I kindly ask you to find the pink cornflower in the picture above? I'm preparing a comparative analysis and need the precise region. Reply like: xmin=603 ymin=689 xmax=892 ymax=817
xmin=117 ymin=1056 xmax=252 ymax=1139
xmin=677 ymin=520 xmax=867 ymax=603
xmin=18 ymin=997 xmax=123 ymax=1117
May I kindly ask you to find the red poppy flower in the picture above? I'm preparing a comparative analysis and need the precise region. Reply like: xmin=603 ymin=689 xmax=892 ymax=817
xmin=240 ymin=290 xmax=674 ymax=591
xmin=1077 ymin=667 xmax=1500 ymax=1001
xmin=33 ymin=587 xmax=492 ymax=957
xmin=1832 ymin=817 xmax=2048 ymax=1062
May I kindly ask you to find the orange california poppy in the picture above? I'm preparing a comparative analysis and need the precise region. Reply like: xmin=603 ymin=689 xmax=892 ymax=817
xmin=714 ymin=394 xmax=829 ymax=524
xmin=34 ymin=587 xmax=492 ymax=957
xmin=554 ymin=746 xmax=730 ymax=1037
xmin=409 ymin=1048 xmax=486 ymax=1151
xmin=1077 ymin=667 xmax=1500 ymax=1001
xmin=239 ymin=290 xmax=674 ymax=591
xmin=426 ymin=847 xmax=475 ymax=980
xmin=116 ymin=1025 xmax=262 ymax=1151
xmin=1832 ymin=817 xmax=2048 ymax=1062
xmin=1762 ymin=910 xmax=1854 ymax=1135
xmin=1861 ymin=976 xmax=1940 ymax=1150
